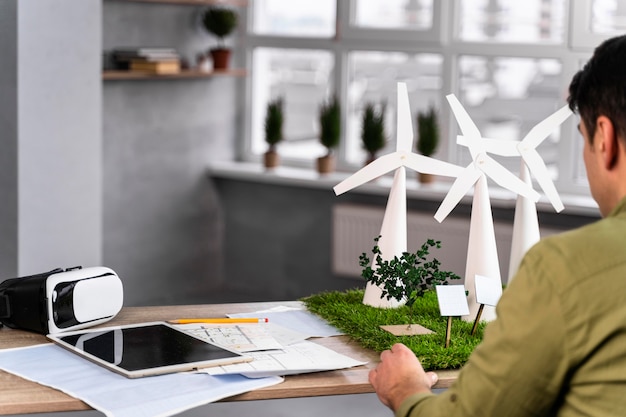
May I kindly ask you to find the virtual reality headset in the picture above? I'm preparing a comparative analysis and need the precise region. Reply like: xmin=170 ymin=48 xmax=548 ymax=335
xmin=0 ymin=266 xmax=123 ymax=334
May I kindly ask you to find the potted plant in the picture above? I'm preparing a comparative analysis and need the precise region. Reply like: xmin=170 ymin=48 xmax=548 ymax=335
xmin=264 ymin=97 xmax=284 ymax=169
xmin=416 ymin=105 xmax=440 ymax=183
xmin=201 ymin=7 xmax=238 ymax=70
xmin=361 ymin=102 xmax=386 ymax=165
xmin=317 ymin=95 xmax=341 ymax=174
xmin=360 ymin=236 xmax=460 ymax=333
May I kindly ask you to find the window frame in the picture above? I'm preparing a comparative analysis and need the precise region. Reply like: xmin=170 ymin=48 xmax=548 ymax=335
xmin=239 ymin=0 xmax=618 ymax=197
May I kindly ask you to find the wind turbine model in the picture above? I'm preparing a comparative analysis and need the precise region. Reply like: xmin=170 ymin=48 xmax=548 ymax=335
xmin=334 ymin=83 xmax=465 ymax=308
xmin=434 ymin=94 xmax=541 ymax=321
xmin=456 ymin=105 xmax=573 ymax=283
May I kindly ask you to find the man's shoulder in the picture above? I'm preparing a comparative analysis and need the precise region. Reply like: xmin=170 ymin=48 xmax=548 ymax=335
xmin=525 ymin=215 xmax=626 ymax=283
xmin=537 ymin=214 xmax=624 ymax=252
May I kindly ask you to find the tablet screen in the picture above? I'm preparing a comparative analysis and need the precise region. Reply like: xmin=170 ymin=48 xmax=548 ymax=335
xmin=49 ymin=322 xmax=249 ymax=378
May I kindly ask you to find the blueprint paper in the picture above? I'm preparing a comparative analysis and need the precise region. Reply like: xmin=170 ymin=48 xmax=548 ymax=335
xmin=181 ymin=323 xmax=284 ymax=352
xmin=228 ymin=307 xmax=342 ymax=338
xmin=0 ymin=344 xmax=282 ymax=417
xmin=202 ymin=340 xmax=366 ymax=378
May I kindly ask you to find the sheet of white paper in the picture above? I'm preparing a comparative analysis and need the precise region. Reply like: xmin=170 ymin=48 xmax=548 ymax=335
xmin=474 ymin=274 xmax=503 ymax=307
xmin=180 ymin=323 xmax=284 ymax=352
xmin=202 ymin=340 xmax=366 ymax=378
xmin=0 ymin=344 xmax=282 ymax=417
xmin=436 ymin=285 xmax=470 ymax=317
xmin=228 ymin=307 xmax=342 ymax=338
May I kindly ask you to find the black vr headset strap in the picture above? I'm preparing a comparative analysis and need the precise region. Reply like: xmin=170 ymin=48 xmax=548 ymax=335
xmin=0 ymin=268 xmax=64 ymax=329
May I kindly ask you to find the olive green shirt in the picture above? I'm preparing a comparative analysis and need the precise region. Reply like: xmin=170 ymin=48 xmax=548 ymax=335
xmin=397 ymin=197 xmax=626 ymax=417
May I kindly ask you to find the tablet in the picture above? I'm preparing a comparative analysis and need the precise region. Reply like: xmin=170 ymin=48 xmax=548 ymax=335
xmin=47 ymin=321 xmax=252 ymax=378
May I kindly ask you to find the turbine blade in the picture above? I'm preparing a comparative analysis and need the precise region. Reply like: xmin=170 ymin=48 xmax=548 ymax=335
xmin=521 ymin=150 xmax=564 ymax=212
xmin=396 ymin=82 xmax=413 ymax=153
xmin=457 ymin=135 xmax=519 ymax=157
xmin=521 ymin=105 xmax=573 ymax=149
xmin=333 ymin=153 xmax=401 ymax=195
xmin=479 ymin=154 xmax=540 ymax=202
xmin=434 ymin=165 xmax=481 ymax=222
xmin=446 ymin=94 xmax=483 ymax=158
xmin=403 ymin=153 xmax=465 ymax=177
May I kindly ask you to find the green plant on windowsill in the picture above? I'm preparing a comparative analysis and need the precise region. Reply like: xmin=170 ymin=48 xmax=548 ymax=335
xmin=263 ymin=97 xmax=284 ymax=169
xmin=361 ymin=102 xmax=386 ymax=165
xmin=416 ymin=105 xmax=440 ymax=183
xmin=317 ymin=95 xmax=341 ymax=174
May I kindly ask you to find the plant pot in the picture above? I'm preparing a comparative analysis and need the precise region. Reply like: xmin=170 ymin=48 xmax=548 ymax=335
xmin=264 ymin=150 xmax=280 ymax=169
xmin=418 ymin=172 xmax=434 ymax=184
xmin=317 ymin=155 xmax=335 ymax=174
xmin=210 ymin=48 xmax=231 ymax=70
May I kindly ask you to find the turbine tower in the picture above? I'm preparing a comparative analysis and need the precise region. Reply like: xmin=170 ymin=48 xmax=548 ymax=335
xmin=334 ymin=83 xmax=464 ymax=307
xmin=456 ymin=105 xmax=572 ymax=282
xmin=434 ymin=94 xmax=540 ymax=321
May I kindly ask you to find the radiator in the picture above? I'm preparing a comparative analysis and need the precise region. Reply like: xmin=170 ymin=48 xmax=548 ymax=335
xmin=331 ymin=203 xmax=516 ymax=283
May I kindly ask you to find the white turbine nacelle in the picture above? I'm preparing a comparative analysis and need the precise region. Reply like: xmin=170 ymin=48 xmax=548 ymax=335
xmin=456 ymin=104 xmax=572 ymax=213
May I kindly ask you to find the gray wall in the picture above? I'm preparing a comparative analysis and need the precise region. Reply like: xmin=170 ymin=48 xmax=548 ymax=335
xmin=0 ymin=0 xmax=102 ymax=277
xmin=101 ymin=1 xmax=240 ymax=305
xmin=0 ymin=0 xmax=19 ymax=277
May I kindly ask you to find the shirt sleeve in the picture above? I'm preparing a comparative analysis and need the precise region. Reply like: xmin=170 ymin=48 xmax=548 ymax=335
xmin=396 ymin=245 xmax=570 ymax=417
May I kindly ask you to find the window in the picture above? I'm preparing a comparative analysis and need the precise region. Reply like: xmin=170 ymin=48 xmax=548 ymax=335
xmin=250 ymin=48 xmax=334 ymax=160
xmin=242 ymin=0 xmax=618 ymax=196
xmin=571 ymin=0 xmax=626 ymax=48
xmin=352 ymin=0 xmax=434 ymax=30
xmin=456 ymin=0 xmax=567 ymax=43
xmin=455 ymin=56 xmax=563 ymax=178
xmin=345 ymin=51 xmax=443 ymax=165
xmin=251 ymin=0 xmax=336 ymax=37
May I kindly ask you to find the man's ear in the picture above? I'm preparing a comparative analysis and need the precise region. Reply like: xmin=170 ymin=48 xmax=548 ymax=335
xmin=596 ymin=116 xmax=618 ymax=169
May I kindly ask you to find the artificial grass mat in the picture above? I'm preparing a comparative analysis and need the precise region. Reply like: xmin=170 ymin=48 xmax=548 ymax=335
xmin=301 ymin=288 xmax=485 ymax=370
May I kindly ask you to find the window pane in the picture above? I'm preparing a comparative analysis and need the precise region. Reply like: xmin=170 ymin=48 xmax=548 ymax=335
xmin=251 ymin=48 xmax=334 ymax=160
xmin=456 ymin=56 xmax=564 ymax=180
xmin=346 ymin=51 xmax=443 ymax=165
xmin=353 ymin=0 xmax=434 ymax=30
xmin=591 ymin=0 xmax=626 ymax=34
xmin=458 ymin=0 xmax=567 ymax=43
xmin=252 ymin=0 xmax=336 ymax=37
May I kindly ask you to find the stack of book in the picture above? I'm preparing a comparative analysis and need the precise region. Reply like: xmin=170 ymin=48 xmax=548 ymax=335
xmin=111 ymin=48 xmax=181 ymax=75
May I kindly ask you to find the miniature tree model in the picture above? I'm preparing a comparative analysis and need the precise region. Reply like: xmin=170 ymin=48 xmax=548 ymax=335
xmin=317 ymin=95 xmax=341 ymax=174
xmin=264 ymin=97 xmax=284 ymax=169
xmin=360 ymin=236 xmax=461 ymax=324
xmin=361 ymin=102 xmax=386 ymax=165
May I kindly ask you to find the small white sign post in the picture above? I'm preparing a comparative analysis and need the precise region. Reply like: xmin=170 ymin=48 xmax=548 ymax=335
xmin=435 ymin=285 xmax=470 ymax=348
xmin=471 ymin=274 xmax=503 ymax=335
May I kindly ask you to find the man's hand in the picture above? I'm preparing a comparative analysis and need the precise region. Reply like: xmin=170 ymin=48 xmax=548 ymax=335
xmin=369 ymin=343 xmax=438 ymax=411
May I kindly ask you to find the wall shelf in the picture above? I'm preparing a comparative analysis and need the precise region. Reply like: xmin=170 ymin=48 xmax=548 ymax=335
xmin=106 ymin=0 xmax=247 ymax=6
xmin=102 ymin=68 xmax=246 ymax=81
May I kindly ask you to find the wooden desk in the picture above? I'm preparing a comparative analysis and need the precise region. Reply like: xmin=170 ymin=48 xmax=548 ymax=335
xmin=0 ymin=301 xmax=458 ymax=415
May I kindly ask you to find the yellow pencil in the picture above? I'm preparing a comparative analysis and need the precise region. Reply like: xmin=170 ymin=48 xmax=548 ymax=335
xmin=168 ymin=318 xmax=269 ymax=324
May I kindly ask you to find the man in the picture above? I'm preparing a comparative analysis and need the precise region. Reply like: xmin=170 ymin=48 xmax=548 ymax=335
xmin=369 ymin=34 xmax=626 ymax=417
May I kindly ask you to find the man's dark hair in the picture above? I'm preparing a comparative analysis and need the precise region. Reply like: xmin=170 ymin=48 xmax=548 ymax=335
xmin=568 ymin=35 xmax=626 ymax=143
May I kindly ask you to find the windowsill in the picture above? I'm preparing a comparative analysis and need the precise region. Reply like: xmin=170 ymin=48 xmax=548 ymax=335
xmin=208 ymin=161 xmax=600 ymax=218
